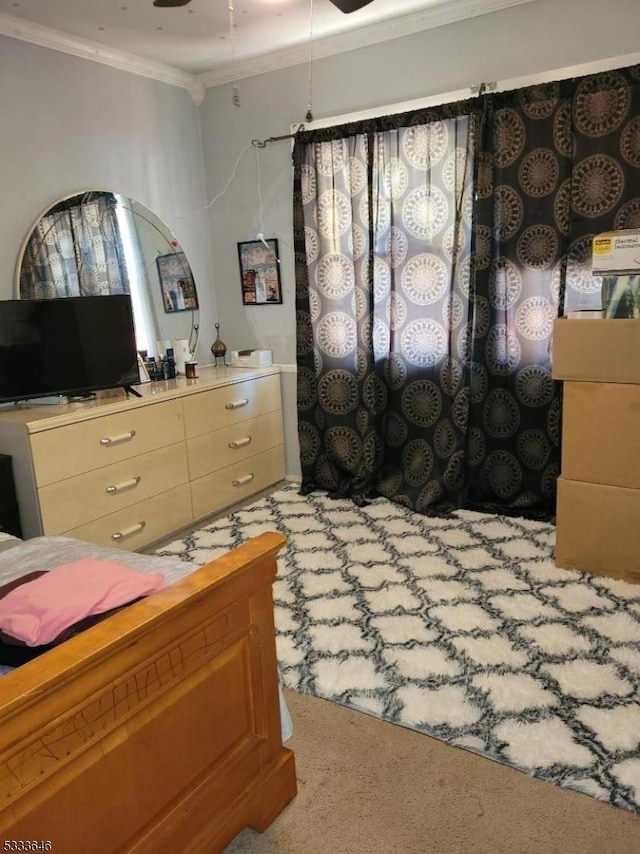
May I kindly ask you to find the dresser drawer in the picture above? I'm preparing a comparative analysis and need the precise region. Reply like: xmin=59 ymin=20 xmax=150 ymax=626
xmin=183 ymin=375 xmax=282 ymax=439
xmin=30 ymin=399 xmax=184 ymax=486
xmin=191 ymin=446 xmax=285 ymax=522
xmin=39 ymin=442 xmax=189 ymax=534
xmin=187 ymin=410 xmax=284 ymax=481
xmin=62 ymin=483 xmax=193 ymax=551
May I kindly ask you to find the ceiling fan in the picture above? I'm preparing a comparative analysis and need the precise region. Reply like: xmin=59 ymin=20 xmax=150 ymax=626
xmin=153 ymin=0 xmax=375 ymax=12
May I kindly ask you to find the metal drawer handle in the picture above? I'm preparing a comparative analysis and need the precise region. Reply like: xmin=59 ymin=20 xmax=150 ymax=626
xmin=106 ymin=476 xmax=141 ymax=494
xmin=100 ymin=430 xmax=136 ymax=446
xmin=112 ymin=521 xmax=146 ymax=541
xmin=232 ymin=474 xmax=254 ymax=487
xmin=229 ymin=437 xmax=251 ymax=449
xmin=225 ymin=399 xmax=249 ymax=410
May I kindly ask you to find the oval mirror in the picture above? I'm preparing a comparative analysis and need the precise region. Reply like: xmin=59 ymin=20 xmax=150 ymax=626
xmin=15 ymin=190 xmax=199 ymax=365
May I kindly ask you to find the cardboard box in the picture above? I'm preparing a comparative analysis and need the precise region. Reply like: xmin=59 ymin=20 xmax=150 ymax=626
xmin=561 ymin=381 xmax=640 ymax=490
xmin=555 ymin=477 xmax=640 ymax=584
xmin=592 ymin=229 xmax=640 ymax=275
xmin=553 ymin=317 xmax=640 ymax=383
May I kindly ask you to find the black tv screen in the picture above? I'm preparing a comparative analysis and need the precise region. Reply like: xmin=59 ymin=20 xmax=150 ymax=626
xmin=0 ymin=295 xmax=140 ymax=404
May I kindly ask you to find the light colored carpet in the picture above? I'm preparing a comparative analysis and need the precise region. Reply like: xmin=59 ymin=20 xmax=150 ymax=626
xmin=156 ymin=486 xmax=640 ymax=813
xmin=224 ymin=688 xmax=640 ymax=854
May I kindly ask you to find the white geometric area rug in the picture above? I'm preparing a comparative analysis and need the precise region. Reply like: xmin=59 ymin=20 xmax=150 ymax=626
xmin=155 ymin=485 xmax=640 ymax=813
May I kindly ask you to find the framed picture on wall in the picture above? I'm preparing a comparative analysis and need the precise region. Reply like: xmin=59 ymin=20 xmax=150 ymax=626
xmin=156 ymin=251 xmax=199 ymax=313
xmin=237 ymin=239 xmax=282 ymax=305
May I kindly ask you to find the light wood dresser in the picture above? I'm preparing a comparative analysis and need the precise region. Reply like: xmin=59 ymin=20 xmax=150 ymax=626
xmin=0 ymin=366 xmax=285 ymax=551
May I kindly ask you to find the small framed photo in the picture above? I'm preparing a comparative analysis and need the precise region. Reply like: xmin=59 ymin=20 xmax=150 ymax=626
xmin=156 ymin=251 xmax=199 ymax=313
xmin=237 ymin=239 xmax=282 ymax=305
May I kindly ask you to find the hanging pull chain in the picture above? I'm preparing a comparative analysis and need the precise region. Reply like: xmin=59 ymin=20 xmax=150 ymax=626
xmin=229 ymin=0 xmax=240 ymax=107
xmin=306 ymin=0 xmax=314 ymax=122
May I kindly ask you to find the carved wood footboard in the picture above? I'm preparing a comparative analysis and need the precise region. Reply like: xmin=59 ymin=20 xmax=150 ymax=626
xmin=0 ymin=532 xmax=296 ymax=852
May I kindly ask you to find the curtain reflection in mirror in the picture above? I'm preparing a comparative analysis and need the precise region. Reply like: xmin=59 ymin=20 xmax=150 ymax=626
xmin=19 ymin=193 xmax=128 ymax=299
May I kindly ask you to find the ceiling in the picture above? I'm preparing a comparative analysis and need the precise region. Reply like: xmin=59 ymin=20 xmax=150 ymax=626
xmin=0 ymin=0 xmax=533 ymax=87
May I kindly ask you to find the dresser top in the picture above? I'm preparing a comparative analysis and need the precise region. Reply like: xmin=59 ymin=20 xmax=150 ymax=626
xmin=0 ymin=365 xmax=281 ymax=433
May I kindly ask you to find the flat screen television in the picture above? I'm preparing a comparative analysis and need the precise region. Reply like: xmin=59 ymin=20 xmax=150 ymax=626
xmin=0 ymin=295 xmax=140 ymax=404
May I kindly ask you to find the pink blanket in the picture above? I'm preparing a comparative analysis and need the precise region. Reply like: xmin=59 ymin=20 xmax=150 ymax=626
xmin=0 ymin=558 xmax=165 ymax=646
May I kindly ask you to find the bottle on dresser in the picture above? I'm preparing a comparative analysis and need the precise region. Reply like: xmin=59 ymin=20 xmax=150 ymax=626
xmin=162 ymin=348 xmax=176 ymax=380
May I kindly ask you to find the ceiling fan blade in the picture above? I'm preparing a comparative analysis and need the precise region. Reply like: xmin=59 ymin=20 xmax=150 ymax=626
xmin=330 ymin=0 xmax=375 ymax=12
xmin=153 ymin=0 xmax=191 ymax=7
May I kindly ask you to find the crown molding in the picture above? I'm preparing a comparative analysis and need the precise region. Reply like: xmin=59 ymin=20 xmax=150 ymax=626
xmin=0 ymin=0 xmax=535 ymax=99
xmin=197 ymin=0 xmax=536 ymax=89
xmin=0 ymin=11 xmax=205 ymax=104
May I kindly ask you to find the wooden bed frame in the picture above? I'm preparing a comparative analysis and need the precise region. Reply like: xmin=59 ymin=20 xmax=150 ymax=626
xmin=0 ymin=531 xmax=296 ymax=852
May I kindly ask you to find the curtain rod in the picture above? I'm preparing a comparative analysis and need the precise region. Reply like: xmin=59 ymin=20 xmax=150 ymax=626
xmin=252 ymin=124 xmax=305 ymax=148
xmin=250 ymin=81 xmax=498 ymax=148
xmin=470 ymin=81 xmax=497 ymax=96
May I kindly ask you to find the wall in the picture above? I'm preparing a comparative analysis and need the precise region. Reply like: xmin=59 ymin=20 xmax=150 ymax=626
xmin=0 ymin=35 xmax=217 ymax=361
xmin=199 ymin=0 xmax=640 ymax=478
xmin=2 ymin=0 xmax=638 ymax=482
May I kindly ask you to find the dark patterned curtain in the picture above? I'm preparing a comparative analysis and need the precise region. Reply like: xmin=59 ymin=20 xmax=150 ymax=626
xmin=564 ymin=66 xmax=640 ymax=312
xmin=293 ymin=101 xmax=478 ymax=511
xmin=294 ymin=63 xmax=640 ymax=518
xmin=20 ymin=192 xmax=130 ymax=299
xmin=463 ymin=83 xmax=573 ymax=515
xmin=466 ymin=67 xmax=640 ymax=515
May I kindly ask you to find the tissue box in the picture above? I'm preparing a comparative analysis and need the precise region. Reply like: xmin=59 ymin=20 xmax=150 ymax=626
xmin=229 ymin=349 xmax=273 ymax=368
